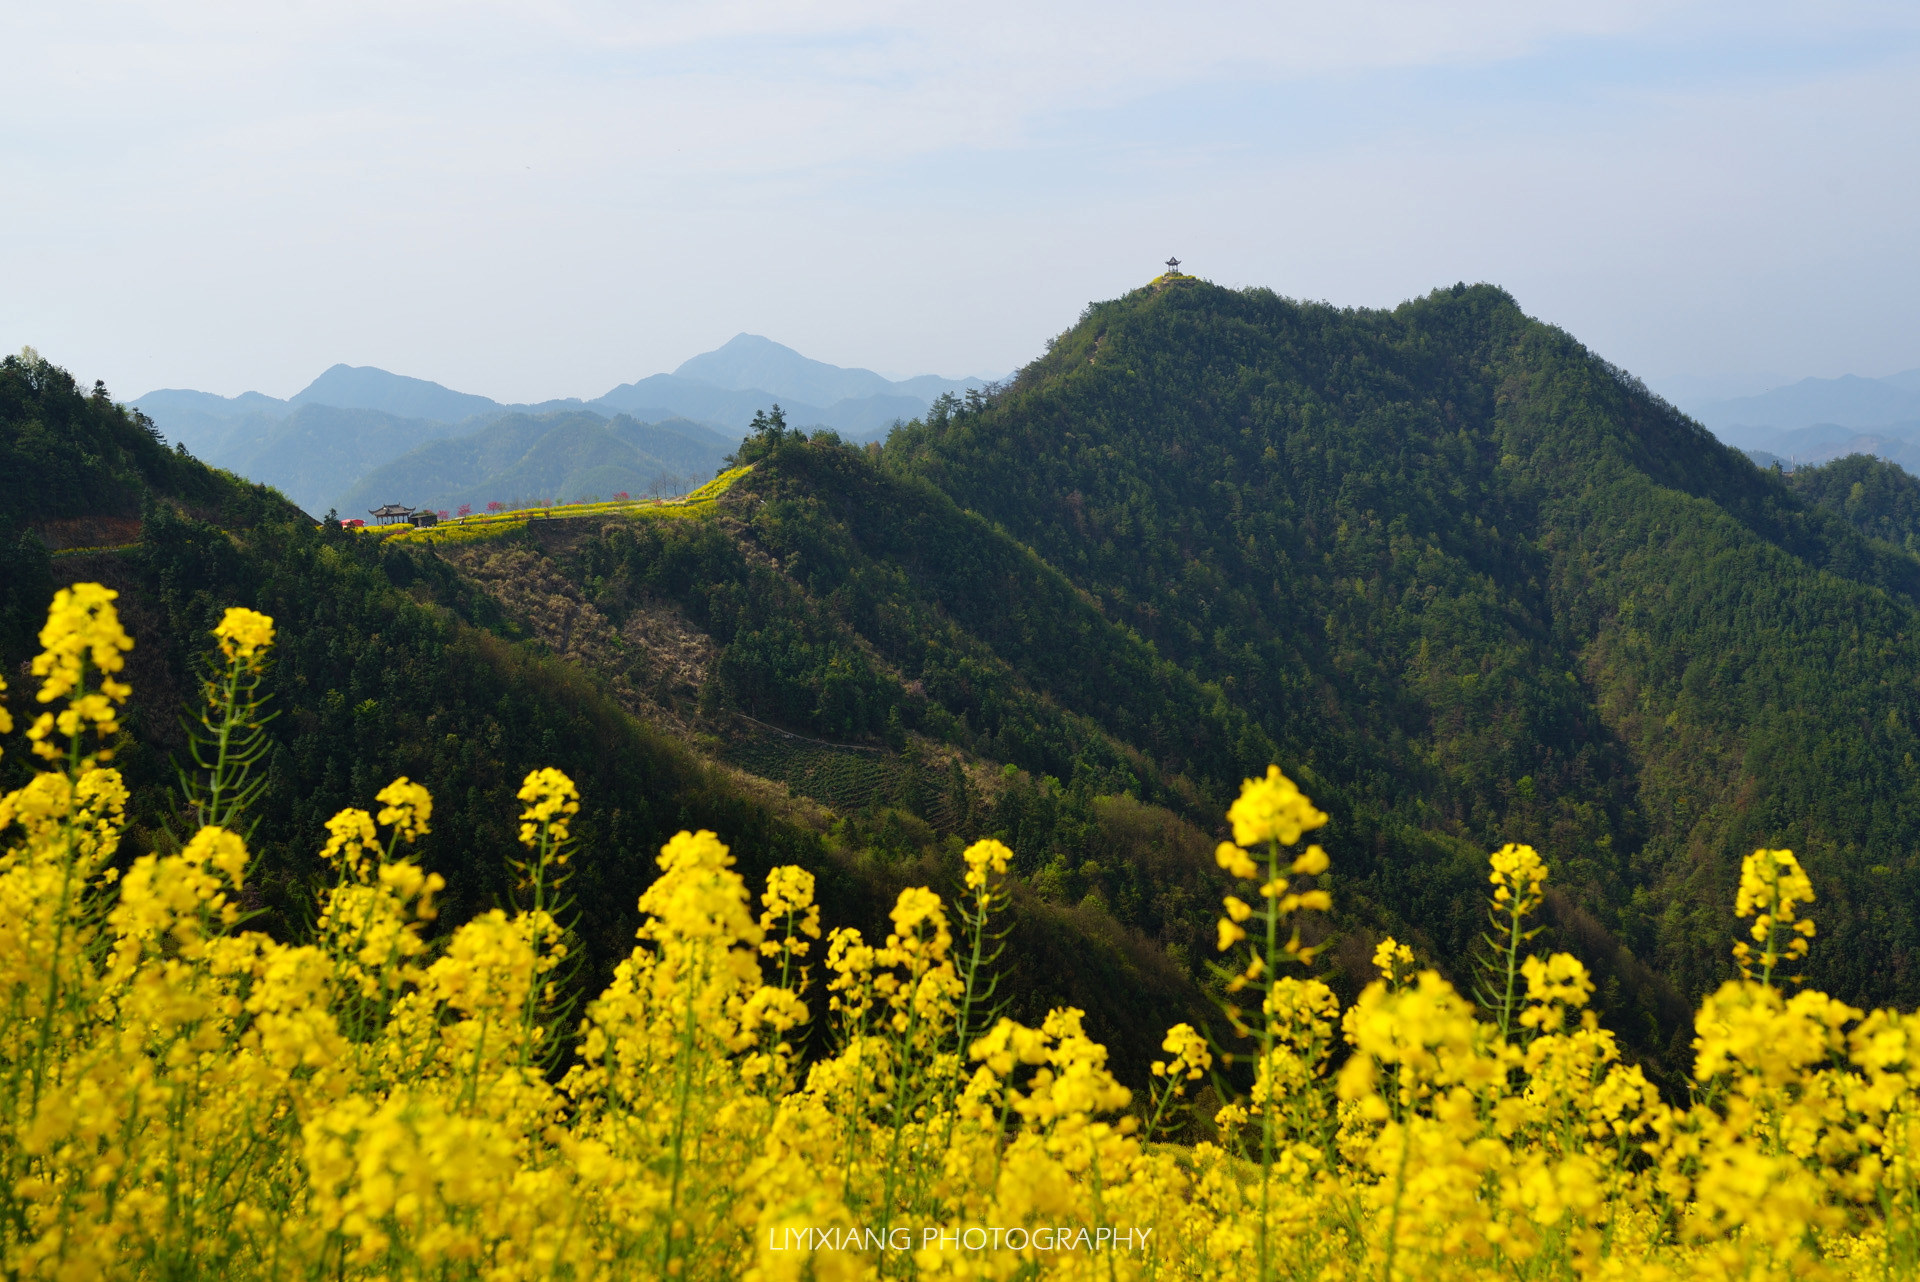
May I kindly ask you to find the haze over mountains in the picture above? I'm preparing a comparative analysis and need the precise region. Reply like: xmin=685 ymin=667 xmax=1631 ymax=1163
xmin=1684 ymin=369 xmax=1920 ymax=472
xmin=131 ymin=335 xmax=994 ymax=516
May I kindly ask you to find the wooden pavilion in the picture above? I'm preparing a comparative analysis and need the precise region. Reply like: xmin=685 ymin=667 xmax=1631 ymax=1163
xmin=368 ymin=503 xmax=415 ymax=526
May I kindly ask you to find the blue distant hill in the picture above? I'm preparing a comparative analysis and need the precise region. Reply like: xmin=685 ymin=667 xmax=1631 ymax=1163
xmin=1683 ymin=368 xmax=1920 ymax=477
xmin=290 ymin=364 xmax=502 ymax=422
xmin=1693 ymin=370 xmax=1920 ymax=440
xmin=130 ymin=337 xmax=997 ymax=514
xmin=591 ymin=334 xmax=989 ymax=434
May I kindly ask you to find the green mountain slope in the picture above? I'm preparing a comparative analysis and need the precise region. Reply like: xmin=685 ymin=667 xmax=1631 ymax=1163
xmin=416 ymin=446 xmax=1300 ymax=1061
xmin=428 ymin=425 xmax=1683 ymax=1068
xmin=876 ymin=278 xmax=1920 ymax=1014
xmin=0 ymin=350 xmax=274 ymax=662
xmin=2 ymin=352 xmax=239 ymax=530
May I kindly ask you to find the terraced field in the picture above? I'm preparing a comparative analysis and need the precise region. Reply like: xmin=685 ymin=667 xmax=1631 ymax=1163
xmin=722 ymin=717 xmax=968 ymax=831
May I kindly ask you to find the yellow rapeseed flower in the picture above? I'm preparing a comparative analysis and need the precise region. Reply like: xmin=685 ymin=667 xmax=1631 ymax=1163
xmin=1226 ymin=764 xmax=1328 ymax=848
xmin=27 ymin=582 xmax=133 ymax=760
xmin=1735 ymin=847 xmax=1814 ymax=927
xmin=1215 ymin=840 xmax=1259 ymax=879
xmin=758 ymin=864 xmax=822 ymax=959
xmin=375 ymin=776 xmax=433 ymax=844
xmin=1732 ymin=846 xmax=1817 ymax=979
xmin=14 ymin=582 xmax=1920 ymax=1282
xmin=517 ymin=766 xmax=580 ymax=847
xmin=961 ymin=837 xmax=1012 ymax=890
xmin=1151 ymin=1022 xmax=1212 ymax=1082
xmin=321 ymin=806 xmax=379 ymax=876
xmin=1374 ymin=936 xmax=1416 ymax=985
xmin=1488 ymin=842 xmax=1547 ymax=911
xmin=184 ymin=823 xmax=251 ymax=888
xmin=31 ymin=582 xmax=133 ymax=704
xmin=213 ymin=606 xmax=276 ymax=665
xmin=1518 ymin=953 xmax=1594 ymax=1032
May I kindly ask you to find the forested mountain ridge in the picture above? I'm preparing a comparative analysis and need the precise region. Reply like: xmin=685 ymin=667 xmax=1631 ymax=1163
xmin=878 ymin=278 xmax=1920 ymax=1019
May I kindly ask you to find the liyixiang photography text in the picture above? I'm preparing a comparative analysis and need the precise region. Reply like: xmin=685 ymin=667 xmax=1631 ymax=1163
xmin=765 ymin=1225 xmax=1156 ymax=1254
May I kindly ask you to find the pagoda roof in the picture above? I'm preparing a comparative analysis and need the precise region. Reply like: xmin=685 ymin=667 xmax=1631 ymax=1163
xmin=368 ymin=503 xmax=415 ymax=517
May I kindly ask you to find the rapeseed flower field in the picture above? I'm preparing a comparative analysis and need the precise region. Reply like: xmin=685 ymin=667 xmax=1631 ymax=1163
xmin=3 ymin=582 xmax=1920 ymax=1279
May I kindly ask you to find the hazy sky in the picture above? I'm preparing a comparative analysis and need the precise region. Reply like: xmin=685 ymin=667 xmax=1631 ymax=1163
xmin=5 ymin=1 xmax=1917 ymax=406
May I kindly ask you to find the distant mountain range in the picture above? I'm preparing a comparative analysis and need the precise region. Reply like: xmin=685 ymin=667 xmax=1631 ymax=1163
xmin=1691 ymin=370 xmax=1920 ymax=436
xmin=1687 ymin=369 xmax=1920 ymax=472
xmin=1735 ymin=422 xmax=1920 ymax=475
xmin=130 ymin=335 xmax=995 ymax=515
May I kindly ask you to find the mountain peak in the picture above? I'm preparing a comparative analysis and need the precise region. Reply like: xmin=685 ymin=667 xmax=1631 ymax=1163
xmin=672 ymin=335 xmax=897 ymax=406
xmin=289 ymin=364 xmax=500 ymax=423
xmin=717 ymin=333 xmax=801 ymax=357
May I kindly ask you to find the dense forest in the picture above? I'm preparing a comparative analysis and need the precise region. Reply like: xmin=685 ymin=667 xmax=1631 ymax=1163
xmin=11 ymin=279 xmax=1920 ymax=1086
xmin=877 ymin=282 xmax=1920 ymax=1029
xmin=1781 ymin=449 xmax=1920 ymax=553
